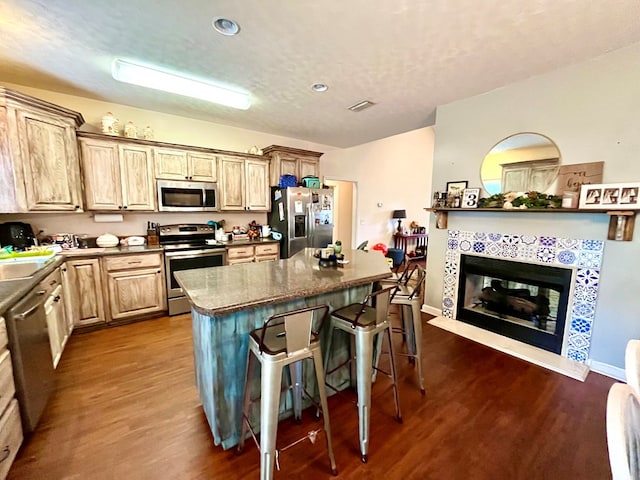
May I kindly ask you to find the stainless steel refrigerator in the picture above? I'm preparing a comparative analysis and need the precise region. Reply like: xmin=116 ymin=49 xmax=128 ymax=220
xmin=269 ymin=186 xmax=334 ymax=258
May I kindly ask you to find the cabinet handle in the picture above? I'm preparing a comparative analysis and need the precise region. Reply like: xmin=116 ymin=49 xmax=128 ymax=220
xmin=37 ymin=290 xmax=46 ymax=296
xmin=0 ymin=446 xmax=10 ymax=463
xmin=123 ymin=206 xmax=128 ymax=209
xmin=54 ymin=295 xmax=61 ymax=302
xmin=127 ymin=261 xmax=142 ymax=264
xmin=157 ymin=270 xmax=161 ymax=274
xmin=118 ymin=206 xmax=123 ymax=209
xmin=75 ymin=205 xmax=80 ymax=209
xmin=49 ymin=279 xmax=57 ymax=286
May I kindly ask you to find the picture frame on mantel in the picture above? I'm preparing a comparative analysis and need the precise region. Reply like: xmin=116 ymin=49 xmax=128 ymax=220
xmin=579 ymin=182 xmax=640 ymax=210
xmin=462 ymin=188 xmax=480 ymax=208
xmin=446 ymin=181 xmax=468 ymax=196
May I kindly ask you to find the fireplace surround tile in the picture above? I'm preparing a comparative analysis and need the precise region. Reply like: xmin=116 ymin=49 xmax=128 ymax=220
xmin=443 ymin=229 xmax=604 ymax=363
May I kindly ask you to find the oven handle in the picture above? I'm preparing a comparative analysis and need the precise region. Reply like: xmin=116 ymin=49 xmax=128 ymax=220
xmin=164 ymin=249 xmax=226 ymax=259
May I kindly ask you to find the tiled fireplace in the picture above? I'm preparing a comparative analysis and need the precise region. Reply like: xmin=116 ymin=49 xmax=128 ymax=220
xmin=441 ymin=230 xmax=604 ymax=363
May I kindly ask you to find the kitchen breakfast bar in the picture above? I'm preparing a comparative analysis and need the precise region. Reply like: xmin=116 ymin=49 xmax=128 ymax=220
xmin=175 ymin=248 xmax=391 ymax=449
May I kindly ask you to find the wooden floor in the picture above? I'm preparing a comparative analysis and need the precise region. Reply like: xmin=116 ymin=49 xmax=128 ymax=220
xmin=9 ymin=308 xmax=615 ymax=480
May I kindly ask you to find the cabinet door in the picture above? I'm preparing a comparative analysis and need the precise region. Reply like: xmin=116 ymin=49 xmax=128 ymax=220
xmin=154 ymin=148 xmax=189 ymax=180
xmin=245 ymin=159 xmax=270 ymax=211
xmin=106 ymin=268 xmax=166 ymax=321
xmin=60 ymin=265 xmax=74 ymax=336
xmin=502 ymin=167 xmax=529 ymax=193
xmin=79 ymin=138 xmax=123 ymax=210
xmin=219 ymin=156 xmax=246 ymax=210
xmin=280 ymin=156 xmax=298 ymax=178
xmin=299 ymin=158 xmax=319 ymax=180
xmin=17 ymin=110 xmax=83 ymax=211
xmin=119 ymin=144 xmax=155 ymax=211
xmin=188 ymin=152 xmax=217 ymax=182
xmin=66 ymin=259 xmax=106 ymax=326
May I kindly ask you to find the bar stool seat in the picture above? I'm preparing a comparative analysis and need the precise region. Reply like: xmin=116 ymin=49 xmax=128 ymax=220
xmin=324 ymin=285 xmax=401 ymax=463
xmin=238 ymin=304 xmax=337 ymax=480
xmin=389 ymin=265 xmax=426 ymax=394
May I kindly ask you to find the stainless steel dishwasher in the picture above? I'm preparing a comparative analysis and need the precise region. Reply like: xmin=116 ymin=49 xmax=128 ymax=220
xmin=6 ymin=285 xmax=55 ymax=434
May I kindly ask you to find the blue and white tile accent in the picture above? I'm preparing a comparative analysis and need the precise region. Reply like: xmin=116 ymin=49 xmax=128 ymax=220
xmin=443 ymin=229 xmax=604 ymax=363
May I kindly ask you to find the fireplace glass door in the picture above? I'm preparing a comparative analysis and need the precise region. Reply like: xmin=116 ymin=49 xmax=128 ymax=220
xmin=457 ymin=255 xmax=572 ymax=354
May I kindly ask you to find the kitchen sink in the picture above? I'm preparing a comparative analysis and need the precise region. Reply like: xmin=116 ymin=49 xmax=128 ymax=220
xmin=0 ymin=262 xmax=42 ymax=281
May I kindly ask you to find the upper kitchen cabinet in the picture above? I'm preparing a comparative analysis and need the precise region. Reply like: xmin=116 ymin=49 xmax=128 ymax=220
xmin=78 ymin=133 xmax=155 ymax=211
xmin=218 ymin=155 xmax=270 ymax=211
xmin=262 ymin=145 xmax=322 ymax=187
xmin=0 ymin=88 xmax=84 ymax=213
xmin=155 ymin=147 xmax=217 ymax=182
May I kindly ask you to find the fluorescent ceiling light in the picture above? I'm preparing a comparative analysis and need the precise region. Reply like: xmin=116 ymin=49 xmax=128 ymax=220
xmin=111 ymin=59 xmax=251 ymax=110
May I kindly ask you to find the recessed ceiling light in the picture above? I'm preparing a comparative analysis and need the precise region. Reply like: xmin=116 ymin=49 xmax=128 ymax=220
xmin=311 ymin=83 xmax=328 ymax=92
xmin=111 ymin=59 xmax=251 ymax=110
xmin=212 ymin=17 xmax=240 ymax=36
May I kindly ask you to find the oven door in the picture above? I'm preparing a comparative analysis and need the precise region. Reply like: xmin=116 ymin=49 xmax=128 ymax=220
xmin=164 ymin=249 xmax=226 ymax=300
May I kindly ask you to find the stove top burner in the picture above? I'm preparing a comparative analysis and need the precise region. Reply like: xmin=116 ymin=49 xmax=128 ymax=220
xmin=158 ymin=223 xmax=223 ymax=251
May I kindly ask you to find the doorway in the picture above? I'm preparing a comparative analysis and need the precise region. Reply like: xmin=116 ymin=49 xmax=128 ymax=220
xmin=323 ymin=179 xmax=356 ymax=249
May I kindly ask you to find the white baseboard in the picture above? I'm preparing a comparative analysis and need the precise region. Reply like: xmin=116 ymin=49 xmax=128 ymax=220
xmin=588 ymin=360 xmax=626 ymax=382
xmin=421 ymin=304 xmax=442 ymax=316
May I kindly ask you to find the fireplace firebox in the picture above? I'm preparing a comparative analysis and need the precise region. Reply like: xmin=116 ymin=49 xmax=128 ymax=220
xmin=456 ymin=255 xmax=572 ymax=354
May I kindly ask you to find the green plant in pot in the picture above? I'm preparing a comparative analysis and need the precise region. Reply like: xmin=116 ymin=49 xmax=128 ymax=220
xmin=333 ymin=240 xmax=342 ymax=255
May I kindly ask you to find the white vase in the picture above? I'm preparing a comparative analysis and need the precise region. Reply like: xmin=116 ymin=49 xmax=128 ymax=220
xmin=101 ymin=112 xmax=119 ymax=135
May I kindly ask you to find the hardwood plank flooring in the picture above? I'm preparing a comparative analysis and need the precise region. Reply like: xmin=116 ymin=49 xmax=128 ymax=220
xmin=9 ymin=309 xmax=615 ymax=479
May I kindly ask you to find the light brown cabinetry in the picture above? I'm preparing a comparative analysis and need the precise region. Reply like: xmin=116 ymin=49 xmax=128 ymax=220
xmin=262 ymin=145 xmax=322 ymax=187
xmin=103 ymin=252 xmax=166 ymax=321
xmin=64 ymin=258 xmax=106 ymax=327
xmin=78 ymin=134 xmax=155 ymax=211
xmin=155 ymin=148 xmax=217 ymax=182
xmin=227 ymin=242 xmax=280 ymax=265
xmin=41 ymin=267 xmax=68 ymax=368
xmin=0 ymin=317 xmax=23 ymax=479
xmin=0 ymin=88 xmax=84 ymax=213
xmin=219 ymin=156 xmax=270 ymax=211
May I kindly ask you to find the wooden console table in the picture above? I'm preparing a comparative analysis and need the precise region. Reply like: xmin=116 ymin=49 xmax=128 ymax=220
xmin=394 ymin=232 xmax=428 ymax=258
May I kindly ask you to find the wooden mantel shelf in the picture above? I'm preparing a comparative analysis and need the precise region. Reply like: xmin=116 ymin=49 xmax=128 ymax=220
xmin=424 ymin=207 xmax=637 ymax=241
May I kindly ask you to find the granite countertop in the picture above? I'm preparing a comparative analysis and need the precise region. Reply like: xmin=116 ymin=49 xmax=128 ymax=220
xmin=175 ymin=248 xmax=392 ymax=316
xmin=61 ymin=245 xmax=164 ymax=257
xmin=0 ymin=255 xmax=65 ymax=315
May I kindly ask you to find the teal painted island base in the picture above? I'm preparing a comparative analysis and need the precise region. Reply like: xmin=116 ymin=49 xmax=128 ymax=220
xmin=175 ymin=248 xmax=392 ymax=449
xmin=192 ymin=284 xmax=370 ymax=449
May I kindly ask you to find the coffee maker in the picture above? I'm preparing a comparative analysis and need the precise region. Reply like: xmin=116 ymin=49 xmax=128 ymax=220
xmin=0 ymin=222 xmax=36 ymax=250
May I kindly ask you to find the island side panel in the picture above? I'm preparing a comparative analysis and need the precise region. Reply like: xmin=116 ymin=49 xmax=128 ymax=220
xmin=191 ymin=283 xmax=372 ymax=449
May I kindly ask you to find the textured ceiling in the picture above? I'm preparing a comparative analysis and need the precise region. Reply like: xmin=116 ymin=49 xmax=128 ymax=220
xmin=1 ymin=0 xmax=640 ymax=147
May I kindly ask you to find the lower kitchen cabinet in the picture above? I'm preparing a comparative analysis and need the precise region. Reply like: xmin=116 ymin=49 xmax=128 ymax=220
xmin=64 ymin=258 xmax=106 ymax=327
xmin=41 ymin=267 xmax=68 ymax=368
xmin=227 ymin=243 xmax=279 ymax=265
xmin=0 ymin=318 xmax=23 ymax=479
xmin=103 ymin=252 xmax=166 ymax=321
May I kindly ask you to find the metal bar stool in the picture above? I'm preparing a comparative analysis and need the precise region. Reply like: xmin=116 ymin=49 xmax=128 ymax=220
xmin=237 ymin=304 xmax=338 ymax=480
xmin=389 ymin=265 xmax=426 ymax=394
xmin=323 ymin=285 xmax=401 ymax=463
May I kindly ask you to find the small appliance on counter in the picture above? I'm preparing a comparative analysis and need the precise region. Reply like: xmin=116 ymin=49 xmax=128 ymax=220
xmin=0 ymin=222 xmax=36 ymax=250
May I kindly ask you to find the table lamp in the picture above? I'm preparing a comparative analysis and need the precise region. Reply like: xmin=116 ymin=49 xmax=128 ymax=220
xmin=392 ymin=209 xmax=406 ymax=233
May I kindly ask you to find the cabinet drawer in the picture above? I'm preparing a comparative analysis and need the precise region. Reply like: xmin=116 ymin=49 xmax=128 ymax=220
xmin=0 ymin=350 xmax=15 ymax=418
xmin=255 ymin=244 xmax=279 ymax=256
xmin=0 ymin=400 xmax=22 ymax=480
xmin=227 ymin=257 xmax=255 ymax=265
xmin=227 ymin=246 xmax=254 ymax=259
xmin=103 ymin=253 xmax=162 ymax=271
xmin=0 ymin=319 xmax=6 ymax=351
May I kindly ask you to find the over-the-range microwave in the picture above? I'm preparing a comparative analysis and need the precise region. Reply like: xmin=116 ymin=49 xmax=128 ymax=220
xmin=157 ymin=179 xmax=219 ymax=212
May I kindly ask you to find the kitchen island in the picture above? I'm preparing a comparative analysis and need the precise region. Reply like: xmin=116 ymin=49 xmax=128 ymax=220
xmin=175 ymin=248 xmax=391 ymax=449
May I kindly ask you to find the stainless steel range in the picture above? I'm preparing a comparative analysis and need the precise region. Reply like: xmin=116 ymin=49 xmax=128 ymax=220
xmin=159 ymin=224 xmax=227 ymax=315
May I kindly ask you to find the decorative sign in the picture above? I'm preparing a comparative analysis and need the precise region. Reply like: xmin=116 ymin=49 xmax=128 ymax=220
xmin=556 ymin=161 xmax=604 ymax=194
xmin=462 ymin=188 xmax=480 ymax=208
xmin=578 ymin=182 xmax=640 ymax=210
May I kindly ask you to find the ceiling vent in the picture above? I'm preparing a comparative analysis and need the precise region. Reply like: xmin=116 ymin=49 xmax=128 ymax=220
xmin=348 ymin=100 xmax=375 ymax=112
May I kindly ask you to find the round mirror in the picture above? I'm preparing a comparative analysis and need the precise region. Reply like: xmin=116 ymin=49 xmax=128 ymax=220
xmin=480 ymin=133 xmax=561 ymax=195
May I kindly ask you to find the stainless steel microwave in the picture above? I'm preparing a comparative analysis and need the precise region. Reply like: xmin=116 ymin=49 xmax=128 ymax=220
xmin=157 ymin=179 xmax=219 ymax=212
